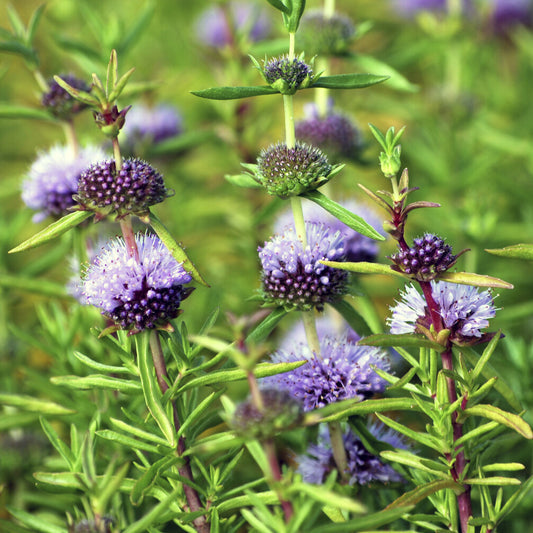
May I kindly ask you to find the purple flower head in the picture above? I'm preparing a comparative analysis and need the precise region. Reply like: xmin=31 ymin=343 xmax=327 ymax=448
xmin=42 ymin=74 xmax=90 ymax=120
xmin=388 ymin=281 xmax=497 ymax=342
xmin=297 ymin=423 xmax=405 ymax=485
xmin=256 ymin=142 xmax=333 ymax=198
xmin=81 ymin=233 xmax=193 ymax=332
xmin=298 ymin=9 xmax=356 ymax=56
xmin=263 ymin=56 xmax=313 ymax=95
xmin=122 ymin=103 xmax=183 ymax=145
xmin=22 ymin=145 xmax=107 ymax=223
xmin=295 ymin=105 xmax=363 ymax=160
xmin=487 ymin=0 xmax=532 ymax=35
xmin=195 ymin=1 xmax=271 ymax=47
xmin=390 ymin=233 xmax=459 ymax=281
xmin=264 ymin=334 xmax=390 ymax=411
xmin=274 ymin=199 xmax=384 ymax=263
xmin=259 ymin=222 xmax=348 ymax=311
xmin=76 ymin=158 xmax=170 ymax=217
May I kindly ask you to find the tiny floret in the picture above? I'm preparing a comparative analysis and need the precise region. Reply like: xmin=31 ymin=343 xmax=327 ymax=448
xmin=256 ymin=142 xmax=333 ymax=198
xmin=388 ymin=281 xmax=497 ymax=343
xmin=42 ymin=74 xmax=90 ymax=120
xmin=264 ymin=334 xmax=390 ymax=411
xmin=297 ymin=424 xmax=405 ymax=485
xmin=22 ymin=145 xmax=107 ymax=222
xmin=76 ymin=158 xmax=170 ymax=217
xmin=263 ymin=55 xmax=313 ymax=95
xmin=390 ymin=233 xmax=458 ymax=280
xmin=81 ymin=233 xmax=193 ymax=332
xmin=258 ymin=222 xmax=348 ymax=311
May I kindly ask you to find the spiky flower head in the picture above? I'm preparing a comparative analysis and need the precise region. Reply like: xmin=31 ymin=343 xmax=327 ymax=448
xmin=121 ymin=103 xmax=183 ymax=146
xmin=275 ymin=199 xmax=383 ymax=263
xmin=42 ymin=74 xmax=90 ymax=120
xmin=264 ymin=334 xmax=390 ymax=411
xmin=76 ymin=158 xmax=170 ymax=218
xmin=22 ymin=145 xmax=107 ymax=223
xmin=298 ymin=10 xmax=356 ymax=56
xmin=195 ymin=1 xmax=271 ymax=47
xmin=81 ymin=233 xmax=193 ymax=333
xmin=255 ymin=142 xmax=335 ymax=198
xmin=295 ymin=106 xmax=362 ymax=160
xmin=390 ymin=233 xmax=459 ymax=281
xmin=263 ymin=55 xmax=314 ymax=95
xmin=297 ymin=424 xmax=405 ymax=485
xmin=259 ymin=222 xmax=348 ymax=311
xmin=231 ymin=389 xmax=303 ymax=439
xmin=487 ymin=0 xmax=532 ymax=36
xmin=388 ymin=281 xmax=497 ymax=344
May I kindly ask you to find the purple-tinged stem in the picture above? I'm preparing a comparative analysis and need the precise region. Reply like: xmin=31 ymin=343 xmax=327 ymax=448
xmin=149 ymin=331 xmax=209 ymax=533
xmin=119 ymin=217 xmax=140 ymax=262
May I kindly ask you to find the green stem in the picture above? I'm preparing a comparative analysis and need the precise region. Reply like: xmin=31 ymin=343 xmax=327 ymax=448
xmin=62 ymin=120 xmax=79 ymax=159
xmin=288 ymin=32 xmax=295 ymax=59
xmin=315 ymin=56 xmax=330 ymax=119
xmin=32 ymin=68 xmax=49 ymax=93
xmin=328 ymin=420 xmax=349 ymax=480
xmin=290 ymin=196 xmax=306 ymax=247
xmin=324 ymin=0 xmax=336 ymax=18
xmin=112 ymin=137 xmax=123 ymax=171
xmin=302 ymin=310 xmax=320 ymax=356
xmin=283 ymin=95 xmax=296 ymax=149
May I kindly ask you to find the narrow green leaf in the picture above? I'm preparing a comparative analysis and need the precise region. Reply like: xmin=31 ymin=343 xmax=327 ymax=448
xmin=0 ymin=274 xmax=67 ymax=297
xmin=437 ymin=271 xmax=513 ymax=289
xmin=470 ymin=331 xmax=501 ymax=382
xmin=463 ymin=405 xmax=532 ymax=439
xmin=0 ymin=41 xmax=37 ymax=63
xmin=6 ymin=508 xmax=67 ymax=533
xmin=380 ymin=450 xmax=449 ymax=477
xmin=177 ymin=360 xmax=306 ymax=393
xmin=224 ymin=173 xmax=262 ymax=188
xmin=98 ymin=462 xmax=130 ymax=516
xmin=0 ymin=394 xmax=74 ymax=415
xmin=320 ymin=260 xmax=408 ymax=278
xmin=73 ymin=351 xmax=135 ymax=375
xmin=149 ymin=211 xmax=208 ymax=286
xmin=27 ymin=4 xmax=46 ymax=43
xmin=287 ymin=0 xmax=306 ymax=32
xmin=303 ymin=190 xmax=385 ymax=240
xmin=455 ymin=422 xmax=499 ymax=448
xmin=482 ymin=463 xmax=525 ymax=472
xmin=462 ymin=347 xmax=522 ymax=411
xmin=289 ymin=483 xmax=367 ymax=513
xmin=177 ymin=390 xmax=224 ymax=438
xmin=0 ymin=103 xmax=54 ymax=120
xmin=131 ymin=455 xmax=180 ymax=505
xmin=191 ymin=85 xmax=278 ymax=100
xmin=109 ymin=417 xmax=172 ymax=448
xmin=358 ymin=333 xmax=443 ymax=351
xmin=265 ymin=0 xmax=290 ymax=14
xmin=376 ymin=413 xmax=442 ymax=451
xmin=497 ymin=476 xmax=533 ymax=521
xmin=307 ymin=397 xmax=420 ymax=424
xmin=311 ymin=73 xmax=389 ymax=90
xmin=50 ymin=374 xmax=141 ymax=393
xmin=96 ymin=430 xmax=160 ymax=454
xmin=137 ymin=334 xmax=176 ymax=447
xmin=9 ymin=211 xmax=92 ymax=253
xmin=53 ymin=35 xmax=102 ymax=61
xmin=117 ymin=2 xmax=155 ymax=52
xmin=368 ymin=123 xmax=389 ymax=151
xmin=123 ymin=484 xmax=185 ymax=533
xmin=246 ymin=307 xmax=289 ymax=344
xmin=216 ymin=491 xmax=279 ymax=513
xmin=53 ymin=75 xmax=99 ymax=106
xmin=386 ymin=480 xmax=462 ymax=510
xmin=39 ymin=417 xmax=75 ymax=469
xmin=485 ymin=244 xmax=533 ymax=260
xmin=108 ymin=67 xmax=135 ymax=102
xmin=6 ymin=5 xmax=26 ymax=38
xmin=307 ymin=507 xmax=413 ymax=533
xmin=386 ymin=366 xmax=418 ymax=391
xmin=0 ymin=412 xmax=39 ymax=431
xmin=465 ymin=477 xmax=521 ymax=486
